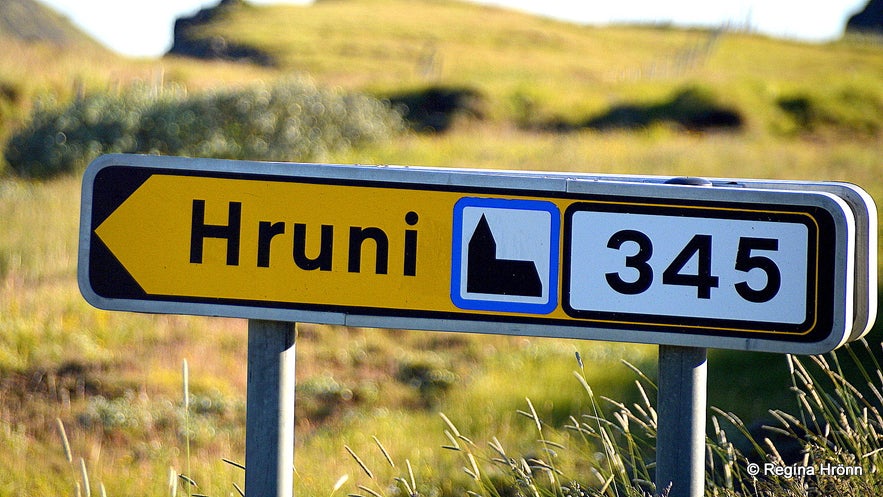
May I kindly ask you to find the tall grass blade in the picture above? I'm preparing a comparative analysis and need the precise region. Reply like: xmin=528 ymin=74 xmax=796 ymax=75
xmin=357 ymin=485 xmax=384 ymax=497
xmin=332 ymin=474 xmax=350 ymax=494
xmin=406 ymin=459 xmax=416 ymax=492
xmin=222 ymin=458 xmax=246 ymax=471
xmin=79 ymin=458 xmax=91 ymax=497
xmin=621 ymin=359 xmax=657 ymax=391
xmin=345 ymin=445 xmax=374 ymax=479
xmin=177 ymin=474 xmax=198 ymax=487
xmin=439 ymin=412 xmax=461 ymax=437
xmin=182 ymin=359 xmax=192 ymax=497
xmin=56 ymin=418 xmax=72 ymax=464
xmin=525 ymin=397 xmax=542 ymax=434
xmin=373 ymin=436 xmax=396 ymax=468
xmin=465 ymin=452 xmax=480 ymax=481
xmin=168 ymin=467 xmax=178 ymax=497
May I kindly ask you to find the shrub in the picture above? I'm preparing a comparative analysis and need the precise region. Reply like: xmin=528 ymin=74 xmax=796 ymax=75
xmin=776 ymin=86 xmax=883 ymax=138
xmin=530 ymin=85 xmax=744 ymax=133
xmin=78 ymin=389 xmax=241 ymax=445
xmin=585 ymin=85 xmax=744 ymax=132
xmin=397 ymin=353 xmax=458 ymax=407
xmin=4 ymin=78 xmax=404 ymax=179
xmin=298 ymin=374 xmax=357 ymax=423
xmin=386 ymin=85 xmax=486 ymax=133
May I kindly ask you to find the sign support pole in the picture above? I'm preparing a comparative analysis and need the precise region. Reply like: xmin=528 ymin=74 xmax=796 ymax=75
xmin=245 ymin=320 xmax=296 ymax=497
xmin=655 ymin=345 xmax=707 ymax=497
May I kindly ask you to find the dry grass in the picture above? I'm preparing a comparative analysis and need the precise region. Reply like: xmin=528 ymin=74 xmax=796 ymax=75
xmin=343 ymin=340 xmax=883 ymax=497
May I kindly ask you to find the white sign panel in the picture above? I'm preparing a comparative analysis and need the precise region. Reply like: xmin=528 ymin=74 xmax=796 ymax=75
xmin=568 ymin=211 xmax=810 ymax=324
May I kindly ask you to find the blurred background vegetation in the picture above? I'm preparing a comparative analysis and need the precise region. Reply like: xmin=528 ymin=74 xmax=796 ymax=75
xmin=0 ymin=0 xmax=881 ymax=495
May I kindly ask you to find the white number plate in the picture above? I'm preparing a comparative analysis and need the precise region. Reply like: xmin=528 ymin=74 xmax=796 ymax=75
xmin=563 ymin=200 xmax=830 ymax=335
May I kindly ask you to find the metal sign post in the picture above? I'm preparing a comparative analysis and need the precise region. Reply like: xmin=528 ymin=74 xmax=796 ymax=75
xmin=656 ymin=345 xmax=707 ymax=497
xmin=245 ymin=320 xmax=296 ymax=497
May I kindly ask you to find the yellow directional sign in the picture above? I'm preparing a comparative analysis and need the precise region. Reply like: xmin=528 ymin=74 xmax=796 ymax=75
xmin=79 ymin=154 xmax=861 ymax=354
xmin=94 ymin=173 xmax=462 ymax=313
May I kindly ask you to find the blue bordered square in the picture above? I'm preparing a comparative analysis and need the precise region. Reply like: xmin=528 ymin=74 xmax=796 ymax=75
xmin=451 ymin=197 xmax=559 ymax=314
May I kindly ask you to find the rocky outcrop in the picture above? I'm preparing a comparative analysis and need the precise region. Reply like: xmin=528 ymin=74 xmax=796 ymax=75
xmin=166 ymin=0 xmax=275 ymax=66
xmin=846 ymin=0 xmax=883 ymax=34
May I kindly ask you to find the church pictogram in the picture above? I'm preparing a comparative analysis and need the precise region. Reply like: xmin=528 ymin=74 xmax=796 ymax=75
xmin=466 ymin=214 xmax=542 ymax=297
xmin=451 ymin=197 xmax=559 ymax=314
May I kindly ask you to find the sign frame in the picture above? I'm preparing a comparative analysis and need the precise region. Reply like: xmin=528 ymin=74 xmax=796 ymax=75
xmin=79 ymin=154 xmax=859 ymax=354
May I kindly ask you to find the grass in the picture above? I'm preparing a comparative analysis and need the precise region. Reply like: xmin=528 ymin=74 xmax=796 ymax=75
xmin=341 ymin=339 xmax=883 ymax=497
xmin=0 ymin=0 xmax=880 ymax=494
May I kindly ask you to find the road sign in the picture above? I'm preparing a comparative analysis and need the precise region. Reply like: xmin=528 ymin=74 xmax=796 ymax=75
xmin=79 ymin=154 xmax=861 ymax=354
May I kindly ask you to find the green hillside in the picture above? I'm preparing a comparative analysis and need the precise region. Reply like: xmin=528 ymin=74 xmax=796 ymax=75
xmin=0 ymin=0 xmax=103 ymax=47
xmin=0 ymin=0 xmax=882 ymax=495
xmin=0 ymin=0 xmax=113 ymax=139
xmin=167 ymin=0 xmax=883 ymax=133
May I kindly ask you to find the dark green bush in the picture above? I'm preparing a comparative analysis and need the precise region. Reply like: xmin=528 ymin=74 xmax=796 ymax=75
xmin=585 ymin=85 xmax=744 ymax=132
xmin=397 ymin=354 xmax=458 ymax=408
xmin=529 ymin=85 xmax=744 ymax=132
xmin=385 ymin=85 xmax=486 ymax=133
xmin=4 ymin=78 xmax=404 ymax=179
xmin=776 ymin=86 xmax=883 ymax=138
